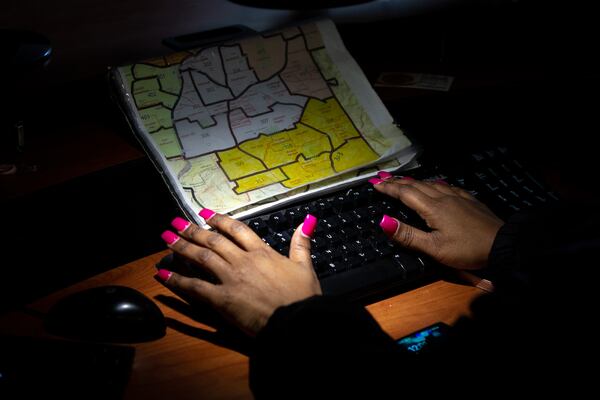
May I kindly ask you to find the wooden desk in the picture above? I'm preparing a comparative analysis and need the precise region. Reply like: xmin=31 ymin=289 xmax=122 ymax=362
xmin=0 ymin=250 xmax=483 ymax=399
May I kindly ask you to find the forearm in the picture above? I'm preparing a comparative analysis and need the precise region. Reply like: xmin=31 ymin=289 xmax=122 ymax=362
xmin=486 ymin=203 xmax=600 ymax=289
xmin=249 ymin=295 xmax=404 ymax=398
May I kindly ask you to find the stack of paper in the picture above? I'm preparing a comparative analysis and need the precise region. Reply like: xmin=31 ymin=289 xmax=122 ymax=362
xmin=113 ymin=19 xmax=416 ymax=225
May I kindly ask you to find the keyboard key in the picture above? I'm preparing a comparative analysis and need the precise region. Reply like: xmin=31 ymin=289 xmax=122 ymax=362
xmin=286 ymin=209 xmax=303 ymax=225
xmin=248 ymin=218 xmax=269 ymax=236
xmin=471 ymin=152 xmax=485 ymax=162
xmin=269 ymin=213 xmax=286 ymax=229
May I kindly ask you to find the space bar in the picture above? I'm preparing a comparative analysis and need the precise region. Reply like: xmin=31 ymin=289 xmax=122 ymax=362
xmin=319 ymin=260 xmax=406 ymax=297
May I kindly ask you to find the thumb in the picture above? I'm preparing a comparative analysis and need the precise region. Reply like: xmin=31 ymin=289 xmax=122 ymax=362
xmin=288 ymin=214 xmax=317 ymax=267
xmin=379 ymin=215 xmax=435 ymax=255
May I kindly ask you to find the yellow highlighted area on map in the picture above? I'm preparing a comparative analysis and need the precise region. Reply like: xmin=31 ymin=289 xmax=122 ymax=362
xmin=137 ymin=52 xmax=190 ymax=68
xmin=289 ymin=124 xmax=332 ymax=159
xmin=218 ymin=148 xmax=266 ymax=180
xmin=300 ymin=98 xmax=360 ymax=148
xmin=332 ymin=137 xmax=378 ymax=172
xmin=215 ymin=97 xmax=379 ymax=193
xmin=239 ymin=125 xmax=331 ymax=169
xmin=152 ymin=128 xmax=182 ymax=158
xmin=165 ymin=52 xmax=191 ymax=66
xmin=281 ymin=153 xmax=334 ymax=188
xmin=235 ymin=169 xmax=287 ymax=194
xmin=143 ymin=57 xmax=167 ymax=67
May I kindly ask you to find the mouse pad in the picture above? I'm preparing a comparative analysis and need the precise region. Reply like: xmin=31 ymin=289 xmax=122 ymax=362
xmin=0 ymin=335 xmax=134 ymax=399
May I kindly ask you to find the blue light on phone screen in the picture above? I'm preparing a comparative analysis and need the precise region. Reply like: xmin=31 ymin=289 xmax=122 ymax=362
xmin=397 ymin=325 xmax=442 ymax=353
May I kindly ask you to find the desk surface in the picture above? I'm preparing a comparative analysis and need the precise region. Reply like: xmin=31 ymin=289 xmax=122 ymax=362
xmin=0 ymin=249 xmax=483 ymax=399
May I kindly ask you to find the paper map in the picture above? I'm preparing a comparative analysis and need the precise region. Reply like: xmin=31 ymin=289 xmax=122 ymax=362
xmin=114 ymin=19 xmax=414 ymax=222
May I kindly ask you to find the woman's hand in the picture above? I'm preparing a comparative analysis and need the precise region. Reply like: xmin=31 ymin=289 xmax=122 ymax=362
xmin=156 ymin=211 xmax=321 ymax=336
xmin=372 ymin=175 xmax=504 ymax=270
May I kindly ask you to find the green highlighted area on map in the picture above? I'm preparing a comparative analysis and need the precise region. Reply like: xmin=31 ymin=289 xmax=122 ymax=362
xmin=129 ymin=65 xmax=184 ymax=158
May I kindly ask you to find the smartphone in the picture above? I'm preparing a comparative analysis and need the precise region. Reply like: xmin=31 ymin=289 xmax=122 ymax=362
xmin=396 ymin=322 xmax=451 ymax=355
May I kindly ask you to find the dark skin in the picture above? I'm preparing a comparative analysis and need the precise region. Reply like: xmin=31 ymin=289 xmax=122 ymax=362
xmin=158 ymin=178 xmax=504 ymax=336
xmin=376 ymin=178 xmax=504 ymax=269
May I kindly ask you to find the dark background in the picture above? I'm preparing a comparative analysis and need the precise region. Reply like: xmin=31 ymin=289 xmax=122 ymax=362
xmin=1 ymin=0 xmax=598 ymax=311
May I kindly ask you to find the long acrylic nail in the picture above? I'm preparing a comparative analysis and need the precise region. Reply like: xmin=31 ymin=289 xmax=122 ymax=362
xmin=171 ymin=217 xmax=190 ymax=232
xmin=368 ymin=177 xmax=384 ymax=185
xmin=161 ymin=230 xmax=180 ymax=245
xmin=301 ymin=214 xmax=318 ymax=238
xmin=155 ymin=269 xmax=172 ymax=283
xmin=199 ymin=208 xmax=216 ymax=221
xmin=378 ymin=171 xmax=393 ymax=180
xmin=379 ymin=215 xmax=399 ymax=237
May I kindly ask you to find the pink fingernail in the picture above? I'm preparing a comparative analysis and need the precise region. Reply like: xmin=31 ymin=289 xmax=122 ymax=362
xmin=368 ymin=178 xmax=384 ymax=185
xmin=155 ymin=269 xmax=172 ymax=282
xmin=171 ymin=217 xmax=190 ymax=232
xmin=199 ymin=208 xmax=216 ymax=221
xmin=301 ymin=214 xmax=317 ymax=238
xmin=400 ymin=176 xmax=414 ymax=181
xmin=161 ymin=230 xmax=180 ymax=245
xmin=379 ymin=215 xmax=399 ymax=237
xmin=378 ymin=171 xmax=393 ymax=180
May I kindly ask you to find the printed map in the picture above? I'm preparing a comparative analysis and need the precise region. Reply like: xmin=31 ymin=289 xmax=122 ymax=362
xmin=117 ymin=20 xmax=411 ymax=216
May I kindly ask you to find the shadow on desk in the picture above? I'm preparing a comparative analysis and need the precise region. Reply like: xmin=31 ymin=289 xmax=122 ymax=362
xmin=0 ymin=158 xmax=181 ymax=313
xmin=155 ymin=294 xmax=253 ymax=355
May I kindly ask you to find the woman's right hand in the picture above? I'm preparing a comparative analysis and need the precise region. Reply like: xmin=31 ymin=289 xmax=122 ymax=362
xmin=156 ymin=211 xmax=321 ymax=336
xmin=372 ymin=175 xmax=504 ymax=270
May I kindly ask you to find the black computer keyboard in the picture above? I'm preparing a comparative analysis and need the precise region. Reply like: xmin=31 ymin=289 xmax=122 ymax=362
xmin=419 ymin=145 xmax=560 ymax=220
xmin=243 ymin=145 xmax=560 ymax=299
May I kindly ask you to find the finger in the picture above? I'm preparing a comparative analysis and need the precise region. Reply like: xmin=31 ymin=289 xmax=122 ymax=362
xmin=155 ymin=252 xmax=199 ymax=278
xmin=427 ymin=179 xmax=457 ymax=196
xmin=161 ymin=230 xmax=232 ymax=281
xmin=451 ymin=186 xmax=477 ymax=200
xmin=170 ymin=216 xmax=245 ymax=261
xmin=288 ymin=214 xmax=316 ymax=267
xmin=395 ymin=179 xmax=446 ymax=198
xmin=199 ymin=209 xmax=266 ymax=251
xmin=169 ymin=218 xmax=205 ymax=275
xmin=376 ymin=172 xmax=417 ymax=182
xmin=373 ymin=182 xmax=437 ymax=217
xmin=155 ymin=269 xmax=221 ymax=307
xmin=379 ymin=215 xmax=436 ymax=255
xmin=377 ymin=170 xmax=394 ymax=181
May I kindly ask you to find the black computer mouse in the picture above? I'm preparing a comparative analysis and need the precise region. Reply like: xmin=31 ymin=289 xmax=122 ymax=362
xmin=44 ymin=285 xmax=166 ymax=343
xmin=0 ymin=29 xmax=52 ymax=69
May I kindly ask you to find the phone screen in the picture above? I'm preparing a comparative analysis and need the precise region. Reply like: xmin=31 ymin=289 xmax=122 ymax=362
xmin=396 ymin=322 xmax=450 ymax=355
